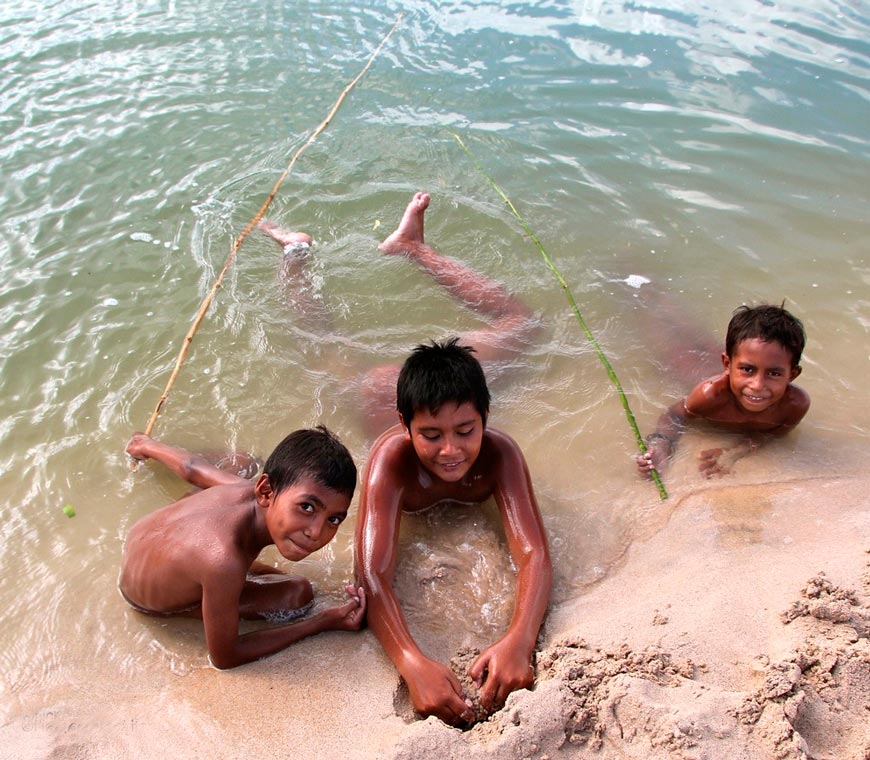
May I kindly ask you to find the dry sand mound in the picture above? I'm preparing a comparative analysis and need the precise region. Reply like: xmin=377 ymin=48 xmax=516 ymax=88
xmin=391 ymin=479 xmax=870 ymax=760
xmin=393 ymin=569 xmax=870 ymax=760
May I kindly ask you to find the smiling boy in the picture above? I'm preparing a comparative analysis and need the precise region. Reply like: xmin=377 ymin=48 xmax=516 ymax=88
xmin=121 ymin=428 xmax=365 ymax=669
xmin=637 ymin=304 xmax=810 ymax=478
xmin=355 ymin=339 xmax=552 ymax=724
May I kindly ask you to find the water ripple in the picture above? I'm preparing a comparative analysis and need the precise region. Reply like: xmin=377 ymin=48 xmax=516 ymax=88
xmin=0 ymin=0 xmax=868 ymax=712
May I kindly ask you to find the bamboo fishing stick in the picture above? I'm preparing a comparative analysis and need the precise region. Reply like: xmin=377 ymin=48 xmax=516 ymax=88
xmin=453 ymin=133 xmax=668 ymax=500
xmin=142 ymin=14 xmax=403 ymax=438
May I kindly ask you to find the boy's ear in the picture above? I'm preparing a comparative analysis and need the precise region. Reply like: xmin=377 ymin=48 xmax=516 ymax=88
xmin=398 ymin=412 xmax=411 ymax=438
xmin=253 ymin=474 xmax=273 ymax=508
xmin=721 ymin=352 xmax=731 ymax=370
xmin=790 ymin=365 xmax=802 ymax=380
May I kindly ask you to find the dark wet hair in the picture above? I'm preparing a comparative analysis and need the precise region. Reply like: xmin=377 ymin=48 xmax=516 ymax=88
xmin=397 ymin=337 xmax=490 ymax=427
xmin=263 ymin=426 xmax=356 ymax=498
xmin=725 ymin=303 xmax=806 ymax=367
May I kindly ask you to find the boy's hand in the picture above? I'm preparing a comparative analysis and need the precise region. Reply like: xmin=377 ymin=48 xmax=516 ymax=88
xmin=322 ymin=586 xmax=366 ymax=631
xmin=698 ymin=447 xmax=729 ymax=477
xmin=636 ymin=437 xmax=671 ymax=478
xmin=698 ymin=440 xmax=754 ymax=478
xmin=404 ymin=657 xmax=474 ymax=724
xmin=126 ymin=432 xmax=153 ymax=461
xmin=469 ymin=639 xmax=534 ymax=711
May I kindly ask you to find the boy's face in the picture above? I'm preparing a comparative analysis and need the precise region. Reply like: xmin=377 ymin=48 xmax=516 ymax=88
xmin=722 ymin=338 xmax=801 ymax=414
xmin=402 ymin=401 xmax=484 ymax=483
xmin=255 ymin=475 xmax=351 ymax=561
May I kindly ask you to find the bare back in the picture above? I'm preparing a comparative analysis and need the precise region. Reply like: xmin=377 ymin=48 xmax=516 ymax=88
xmin=120 ymin=483 xmax=260 ymax=614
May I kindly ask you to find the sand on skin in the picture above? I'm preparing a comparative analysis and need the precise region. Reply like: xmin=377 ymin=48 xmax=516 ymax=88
xmin=3 ymin=475 xmax=869 ymax=760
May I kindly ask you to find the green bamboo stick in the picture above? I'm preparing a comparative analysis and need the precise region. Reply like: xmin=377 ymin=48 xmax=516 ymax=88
xmin=453 ymin=133 xmax=668 ymax=500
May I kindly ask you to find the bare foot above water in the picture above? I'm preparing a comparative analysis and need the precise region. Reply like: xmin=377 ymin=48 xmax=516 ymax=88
xmin=379 ymin=192 xmax=430 ymax=255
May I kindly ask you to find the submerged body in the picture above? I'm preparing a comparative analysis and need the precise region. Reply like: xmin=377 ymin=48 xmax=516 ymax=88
xmin=638 ymin=307 xmax=811 ymax=478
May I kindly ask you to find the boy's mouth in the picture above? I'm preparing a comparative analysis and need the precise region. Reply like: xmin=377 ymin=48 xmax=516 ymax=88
xmin=433 ymin=459 xmax=469 ymax=478
xmin=285 ymin=536 xmax=314 ymax=557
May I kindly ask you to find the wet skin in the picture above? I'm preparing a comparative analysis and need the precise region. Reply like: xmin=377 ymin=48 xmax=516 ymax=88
xmin=122 ymin=434 xmax=366 ymax=669
xmin=355 ymin=403 xmax=552 ymax=724
xmin=636 ymin=338 xmax=809 ymax=478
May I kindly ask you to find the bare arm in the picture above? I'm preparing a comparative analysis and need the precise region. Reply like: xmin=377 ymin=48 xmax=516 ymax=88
xmin=636 ymin=398 xmax=691 ymax=476
xmin=354 ymin=436 xmax=472 ymax=723
xmin=127 ymin=433 xmax=248 ymax=489
xmin=203 ymin=574 xmax=366 ymax=669
xmin=468 ymin=432 xmax=552 ymax=710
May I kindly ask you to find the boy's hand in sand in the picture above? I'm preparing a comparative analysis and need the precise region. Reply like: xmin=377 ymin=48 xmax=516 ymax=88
xmin=322 ymin=586 xmax=366 ymax=631
xmin=698 ymin=439 xmax=755 ymax=478
xmin=405 ymin=656 xmax=474 ymax=724
xmin=469 ymin=639 xmax=534 ymax=711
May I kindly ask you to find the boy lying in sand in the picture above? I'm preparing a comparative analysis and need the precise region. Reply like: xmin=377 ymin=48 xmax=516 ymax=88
xmin=637 ymin=304 xmax=810 ymax=478
xmin=121 ymin=428 xmax=365 ymax=669
xmin=355 ymin=338 xmax=552 ymax=725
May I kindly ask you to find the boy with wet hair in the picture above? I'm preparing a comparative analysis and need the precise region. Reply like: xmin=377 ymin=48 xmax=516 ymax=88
xmin=355 ymin=338 xmax=552 ymax=725
xmin=121 ymin=427 xmax=365 ymax=669
xmin=637 ymin=303 xmax=810 ymax=478
xmin=396 ymin=337 xmax=492 ymax=428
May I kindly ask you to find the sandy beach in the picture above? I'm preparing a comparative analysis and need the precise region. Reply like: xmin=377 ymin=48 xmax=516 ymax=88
xmin=4 ymin=472 xmax=868 ymax=760
xmin=2 ymin=2 xmax=868 ymax=759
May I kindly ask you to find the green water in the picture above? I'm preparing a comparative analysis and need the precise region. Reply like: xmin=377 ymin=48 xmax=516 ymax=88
xmin=1 ymin=0 xmax=868 ymax=719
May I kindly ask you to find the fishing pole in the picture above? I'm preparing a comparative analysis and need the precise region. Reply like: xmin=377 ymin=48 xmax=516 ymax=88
xmin=453 ymin=132 xmax=668 ymax=500
xmin=142 ymin=14 xmax=404 ymax=438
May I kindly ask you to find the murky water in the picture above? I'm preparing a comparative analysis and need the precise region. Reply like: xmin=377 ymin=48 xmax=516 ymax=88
xmin=1 ymin=0 xmax=868 ymax=717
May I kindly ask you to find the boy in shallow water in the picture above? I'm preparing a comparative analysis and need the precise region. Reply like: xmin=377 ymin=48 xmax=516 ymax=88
xmin=258 ymin=191 xmax=539 ymax=438
xmin=637 ymin=304 xmax=810 ymax=478
xmin=355 ymin=339 xmax=552 ymax=725
xmin=121 ymin=427 xmax=365 ymax=669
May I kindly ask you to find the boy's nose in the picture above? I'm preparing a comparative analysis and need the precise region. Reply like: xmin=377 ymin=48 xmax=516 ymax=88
xmin=748 ymin=375 xmax=765 ymax=390
xmin=440 ymin=436 xmax=460 ymax=455
xmin=304 ymin=516 xmax=326 ymax=542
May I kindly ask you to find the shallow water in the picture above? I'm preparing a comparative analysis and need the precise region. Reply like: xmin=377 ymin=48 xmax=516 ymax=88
xmin=1 ymin=0 xmax=868 ymax=717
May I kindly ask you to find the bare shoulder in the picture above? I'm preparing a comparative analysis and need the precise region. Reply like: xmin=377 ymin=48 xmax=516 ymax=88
xmin=131 ymin=483 xmax=253 ymax=538
xmin=480 ymin=428 xmax=545 ymax=538
xmin=479 ymin=426 xmax=531 ymax=481
xmin=685 ymin=373 xmax=731 ymax=416
xmin=787 ymin=383 xmax=810 ymax=408
xmin=781 ymin=383 xmax=810 ymax=424
xmin=368 ymin=424 xmax=407 ymax=455
xmin=365 ymin=425 xmax=414 ymax=471
xmin=483 ymin=426 xmax=524 ymax=457
xmin=362 ymin=425 xmax=419 ymax=495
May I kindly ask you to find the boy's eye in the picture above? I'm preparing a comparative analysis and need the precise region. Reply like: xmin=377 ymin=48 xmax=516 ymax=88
xmin=456 ymin=426 xmax=475 ymax=437
xmin=421 ymin=432 xmax=441 ymax=441
xmin=299 ymin=502 xmax=315 ymax=513
xmin=328 ymin=515 xmax=344 ymax=526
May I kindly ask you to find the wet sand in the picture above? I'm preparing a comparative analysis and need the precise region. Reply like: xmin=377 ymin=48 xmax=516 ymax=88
xmin=4 ymin=474 xmax=869 ymax=760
